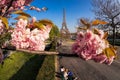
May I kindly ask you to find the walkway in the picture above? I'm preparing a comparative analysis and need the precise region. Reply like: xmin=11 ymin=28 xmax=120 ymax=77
xmin=57 ymin=41 xmax=120 ymax=80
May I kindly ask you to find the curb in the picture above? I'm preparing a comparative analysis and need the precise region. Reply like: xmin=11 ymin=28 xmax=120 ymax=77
xmin=55 ymin=55 xmax=60 ymax=80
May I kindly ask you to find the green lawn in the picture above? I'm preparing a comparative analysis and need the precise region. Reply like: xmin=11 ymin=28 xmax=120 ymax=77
xmin=36 ymin=55 xmax=55 ymax=80
xmin=0 ymin=51 xmax=55 ymax=80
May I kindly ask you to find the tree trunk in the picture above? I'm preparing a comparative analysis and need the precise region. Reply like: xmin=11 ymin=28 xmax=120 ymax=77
xmin=112 ymin=26 xmax=116 ymax=46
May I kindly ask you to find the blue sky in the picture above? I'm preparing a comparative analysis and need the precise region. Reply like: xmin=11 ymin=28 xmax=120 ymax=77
xmin=27 ymin=0 xmax=95 ymax=32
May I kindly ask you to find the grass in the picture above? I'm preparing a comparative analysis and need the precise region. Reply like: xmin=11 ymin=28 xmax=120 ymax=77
xmin=0 ymin=51 xmax=55 ymax=80
xmin=36 ymin=55 xmax=55 ymax=80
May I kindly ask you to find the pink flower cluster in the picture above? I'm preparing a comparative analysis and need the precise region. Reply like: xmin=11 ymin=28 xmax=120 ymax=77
xmin=0 ymin=0 xmax=46 ymax=17
xmin=72 ymin=29 xmax=115 ymax=65
xmin=29 ymin=6 xmax=47 ymax=12
xmin=0 ymin=0 xmax=32 ymax=9
xmin=0 ymin=0 xmax=33 ymax=15
xmin=11 ymin=17 xmax=52 ymax=51
xmin=0 ymin=20 xmax=5 ymax=35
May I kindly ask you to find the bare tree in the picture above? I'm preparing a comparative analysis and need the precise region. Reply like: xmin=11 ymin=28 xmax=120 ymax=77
xmin=91 ymin=0 xmax=120 ymax=46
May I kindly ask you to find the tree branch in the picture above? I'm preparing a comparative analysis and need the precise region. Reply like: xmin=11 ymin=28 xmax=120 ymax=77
xmin=16 ymin=49 xmax=59 ymax=55
xmin=115 ymin=22 xmax=120 ymax=26
xmin=112 ymin=12 xmax=120 ymax=19
xmin=2 ymin=0 xmax=14 ymax=17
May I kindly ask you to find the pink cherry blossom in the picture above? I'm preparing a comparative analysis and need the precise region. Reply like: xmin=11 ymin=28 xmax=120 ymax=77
xmin=84 ymin=30 xmax=94 ymax=41
xmin=0 ymin=0 xmax=6 ymax=5
xmin=36 ymin=8 xmax=41 ymax=12
xmin=24 ymin=0 xmax=33 ymax=6
xmin=72 ymin=28 xmax=115 ymax=65
xmin=12 ymin=0 xmax=25 ymax=9
xmin=0 ymin=0 xmax=35 ymax=17
xmin=16 ymin=19 xmax=28 ymax=28
xmin=0 ymin=20 xmax=5 ymax=35
xmin=105 ymin=56 xmax=115 ymax=65
xmin=11 ymin=18 xmax=52 ymax=51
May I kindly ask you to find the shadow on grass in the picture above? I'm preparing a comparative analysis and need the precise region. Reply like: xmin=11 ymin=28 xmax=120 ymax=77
xmin=9 ymin=55 xmax=46 ymax=80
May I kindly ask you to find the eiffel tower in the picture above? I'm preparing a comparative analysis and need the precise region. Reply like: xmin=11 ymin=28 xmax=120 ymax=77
xmin=60 ymin=8 xmax=70 ymax=39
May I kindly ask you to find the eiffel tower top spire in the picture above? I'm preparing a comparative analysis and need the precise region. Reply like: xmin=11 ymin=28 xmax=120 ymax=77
xmin=62 ymin=8 xmax=68 ymax=30
xmin=63 ymin=8 xmax=66 ymax=25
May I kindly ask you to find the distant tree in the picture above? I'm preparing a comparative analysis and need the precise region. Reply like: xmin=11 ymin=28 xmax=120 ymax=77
xmin=49 ymin=25 xmax=60 ymax=40
xmin=46 ymin=25 xmax=60 ymax=51
xmin=91 ymin=0 xmax=120 ymax=46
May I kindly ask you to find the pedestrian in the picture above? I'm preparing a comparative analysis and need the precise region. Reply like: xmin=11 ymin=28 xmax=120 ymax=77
xmin=68 ymin=70 xmax=73 ymax=80
xmin=64 ymin=68 xmax=68 ymax=80
xmin=60 ymin=66 xmax=65 ymax=80
xmin=60 ymin=66 xmax=65 ymax=72
xmin=68 ymin=70 xmax=78 ymax=80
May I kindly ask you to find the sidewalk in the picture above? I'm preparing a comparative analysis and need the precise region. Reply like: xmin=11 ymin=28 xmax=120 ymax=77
xmin=55 ymin=55 xmax=61 ymax=80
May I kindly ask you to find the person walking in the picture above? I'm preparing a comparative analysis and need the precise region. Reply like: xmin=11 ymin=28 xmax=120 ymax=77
xmin=68 ymin=70 xmax=73 ymax=80
xmin=64 ymin=68 xmax=68 ymax=80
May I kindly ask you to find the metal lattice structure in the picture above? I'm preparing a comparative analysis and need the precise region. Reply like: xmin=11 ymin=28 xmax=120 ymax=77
xmin=60 ymin=8 xmax=70 ymax=39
